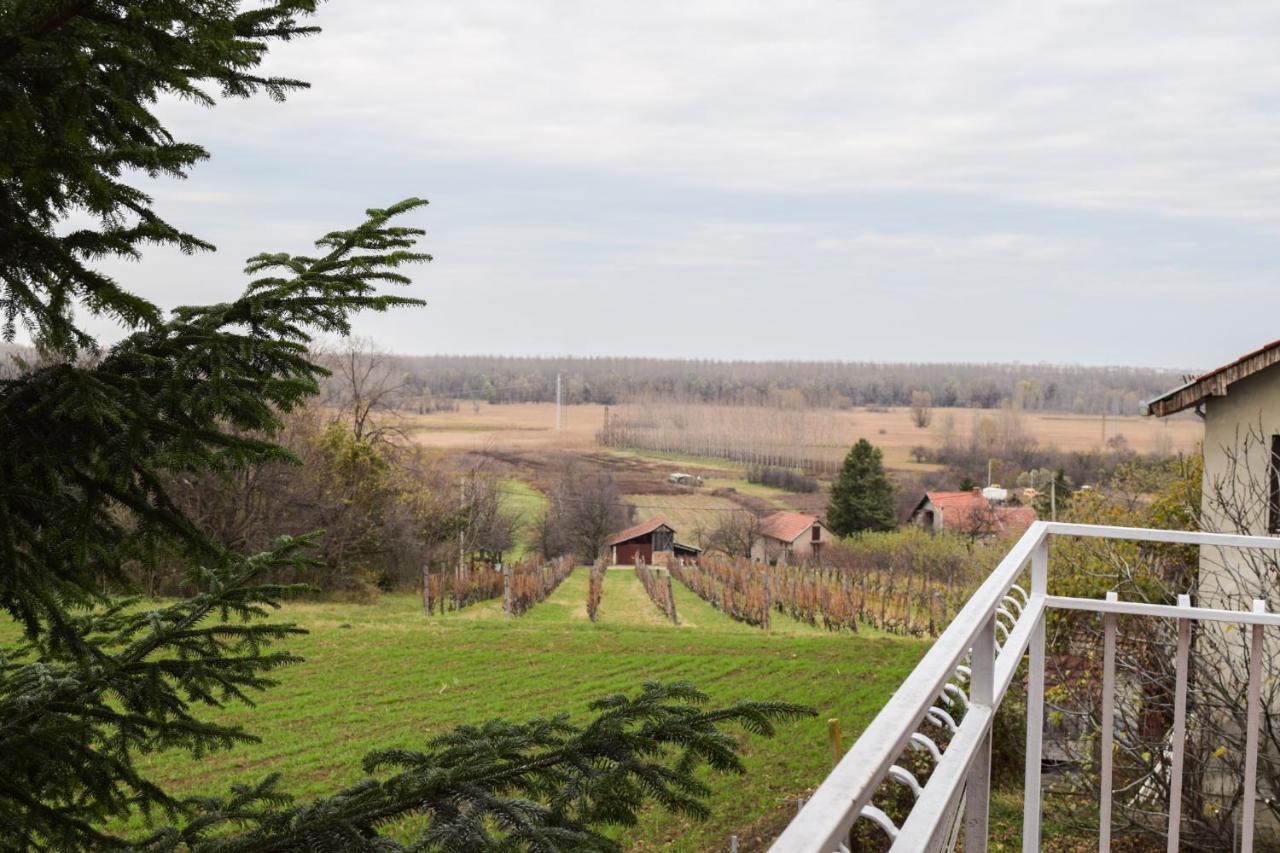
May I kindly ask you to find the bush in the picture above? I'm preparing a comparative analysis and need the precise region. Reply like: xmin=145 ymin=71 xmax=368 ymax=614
xmin=746 ymin=465 xmax=819 ymax=493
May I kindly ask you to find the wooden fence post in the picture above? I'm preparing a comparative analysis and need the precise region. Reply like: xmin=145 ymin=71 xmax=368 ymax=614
xmin=827 ymin=718 xmax=843 ymax=768
xmin=666 ymin=572 xmax=678 ymax=625
xmin=502 ymin=562 xmax=511 ymax=616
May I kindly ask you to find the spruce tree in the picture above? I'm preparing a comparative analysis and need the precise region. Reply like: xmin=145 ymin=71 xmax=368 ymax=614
xmin=826 ymin=438 xmax=897 ymax=536
xmin=0 ymin=3 xmax=809 ymax=849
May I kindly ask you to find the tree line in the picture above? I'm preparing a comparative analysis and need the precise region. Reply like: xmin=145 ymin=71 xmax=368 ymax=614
xmin=385 ymin=354 xmax=1189 ymax=415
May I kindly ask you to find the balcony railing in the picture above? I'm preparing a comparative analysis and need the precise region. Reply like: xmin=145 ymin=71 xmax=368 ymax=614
xmin=769 ymin=521 xmax=1280 ymax=853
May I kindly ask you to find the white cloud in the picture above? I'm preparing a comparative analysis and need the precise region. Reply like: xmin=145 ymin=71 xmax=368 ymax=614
xmin=65 ymin=0 xmax=1280 ymax=370
xmin=156 ymin=0 xmax=1280 ymax=227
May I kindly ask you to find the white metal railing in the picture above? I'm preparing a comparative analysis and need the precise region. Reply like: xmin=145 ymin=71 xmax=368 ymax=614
xmin=769 ymin=521 xmax=1280 ymax=853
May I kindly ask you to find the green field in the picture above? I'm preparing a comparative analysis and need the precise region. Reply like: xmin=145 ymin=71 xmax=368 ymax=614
xmin=501 ymin=477 xmax=550 ymax=559
xmin=112 ymin=568 xmax=925 ymax=849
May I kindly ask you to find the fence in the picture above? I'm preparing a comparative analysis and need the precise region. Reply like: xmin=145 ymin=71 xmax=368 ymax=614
xmin=769 ymin=521 xmax=1280 ymax=852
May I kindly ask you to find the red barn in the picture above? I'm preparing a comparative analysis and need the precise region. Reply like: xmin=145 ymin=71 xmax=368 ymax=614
xmin=605 ymin=516 xmax=676 ymax=565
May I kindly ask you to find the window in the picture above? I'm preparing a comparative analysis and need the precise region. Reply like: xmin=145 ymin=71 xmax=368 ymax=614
xmin=1270 ymin=436 xmax=1280 ymax=534
xmin=811 ymin=524 xmax=821 ymax=542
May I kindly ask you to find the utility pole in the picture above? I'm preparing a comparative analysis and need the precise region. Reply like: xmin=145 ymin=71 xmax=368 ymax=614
xmin=555 ymin=372 xmax=562 ymax=432
xmin=458 ymin=475 xmax=467 ymax=579
xmin=1050 ymin=478 xmax=1057 ymax=521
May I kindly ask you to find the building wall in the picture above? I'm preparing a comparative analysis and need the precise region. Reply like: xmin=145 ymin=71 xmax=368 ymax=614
xmin=912 ymin=499 xmax=943 ymax=532
xmin=1199 ymin=364 xmax=1280 ymax=607
xmin=1194 ymin=364 xmax=1280 ymax=816
xmin=750 ymin=523 xmax=833 ymax=564
xmin=613 ymin=542 xmax=652 ymax=566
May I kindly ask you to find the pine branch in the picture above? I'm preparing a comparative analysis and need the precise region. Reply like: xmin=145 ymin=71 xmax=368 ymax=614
xmin=0 ymin=538 xmax=316 ymax=850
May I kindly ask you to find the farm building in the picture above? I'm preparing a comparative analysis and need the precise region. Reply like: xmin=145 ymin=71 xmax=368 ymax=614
xmin=908 ymin=489 xmax=1037 ymax=537
xmin=605 ymin=516 xmax=701 ymax=565
xmin=751 ymin=511 xmax=831 ymax=564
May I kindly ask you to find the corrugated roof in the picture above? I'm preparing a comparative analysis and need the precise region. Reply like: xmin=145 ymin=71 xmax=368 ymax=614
xmin=759 ymin=511 xmax=821 ymax=543
xmin=1146 ymin=338 xmax=1280 ymax=417
xmin=604 ymin=515 xmax=673 ymax=547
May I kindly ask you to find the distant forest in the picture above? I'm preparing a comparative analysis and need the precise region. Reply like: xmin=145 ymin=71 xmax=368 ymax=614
xmin=392 ymin=355 xmax=1191 ymax=415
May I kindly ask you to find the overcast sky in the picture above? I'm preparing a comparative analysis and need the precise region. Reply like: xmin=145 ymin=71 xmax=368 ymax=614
xmin=83 ymin=0 xmax=1280 ymax=370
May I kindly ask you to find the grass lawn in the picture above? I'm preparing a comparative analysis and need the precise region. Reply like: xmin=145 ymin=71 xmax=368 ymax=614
xmin=107 ymin=568 xmax=926 ymax=850
xmin=500 ymin=477 xmax=549 ymax=559
xmin=701 ymin=477 xmax=809 ymax=507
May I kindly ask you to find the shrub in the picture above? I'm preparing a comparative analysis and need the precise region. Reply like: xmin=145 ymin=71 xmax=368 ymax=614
xmin=746 ymin=465 xmax=820 ymax=493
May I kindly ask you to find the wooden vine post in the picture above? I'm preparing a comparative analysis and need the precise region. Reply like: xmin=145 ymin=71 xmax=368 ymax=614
xmin=665 ymin=571 xmax=678 ymax=625
xmin=501 ymin=562 xmax=511 ymax=616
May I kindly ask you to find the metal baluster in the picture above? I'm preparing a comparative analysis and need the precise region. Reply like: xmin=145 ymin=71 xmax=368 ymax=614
xmin=1241 ymin=599 xmax=1266 ymax=853
xmin=1167 ymin=594 xmax=1191 ymax=852
xmin=964 ymin=612 xmax=995 ymax=852
xmin=1099 ymin=590 xmax=1118 ymax=853
xmin=1023 ymin=542 xmax=1048 ymax=853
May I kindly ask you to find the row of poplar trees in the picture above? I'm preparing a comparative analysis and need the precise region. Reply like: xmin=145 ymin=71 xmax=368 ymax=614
xmin=0 ymin=3 xmax=807 ymax=850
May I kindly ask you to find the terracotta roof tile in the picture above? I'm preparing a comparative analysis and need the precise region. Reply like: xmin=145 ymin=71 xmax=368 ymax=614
xmin=759 ymin=511 xmax=821 ymax=543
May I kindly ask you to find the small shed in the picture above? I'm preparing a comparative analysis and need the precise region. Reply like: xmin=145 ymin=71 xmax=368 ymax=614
xmin=605 ymin=516 xmax=676 ymax=565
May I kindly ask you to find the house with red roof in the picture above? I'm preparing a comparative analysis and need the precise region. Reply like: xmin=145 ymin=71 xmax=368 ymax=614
xmin=909 ymin=489 xmax=1037 ymax=538
xmin=750 ymin=511 xmax=832 ymax=564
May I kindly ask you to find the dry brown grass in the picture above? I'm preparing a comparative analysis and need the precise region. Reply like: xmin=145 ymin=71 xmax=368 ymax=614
xmin=404 ymin=402 xmax=1202 ymax=471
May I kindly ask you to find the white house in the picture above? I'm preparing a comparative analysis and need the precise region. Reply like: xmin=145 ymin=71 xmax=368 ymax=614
xmin=750 ymin=511 xmax=831 ymax=564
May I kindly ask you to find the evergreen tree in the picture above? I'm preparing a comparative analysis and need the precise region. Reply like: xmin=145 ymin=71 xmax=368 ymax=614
xmin=1032 ymin=468 xmax=1073 ymax=519
xmin=0 ymin=3 xmax=809 ymax=849
xmin=826 ymin=439 xmax=897 ymax=536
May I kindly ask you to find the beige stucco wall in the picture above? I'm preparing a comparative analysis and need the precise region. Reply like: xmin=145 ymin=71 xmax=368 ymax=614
xmin=1199 ymin=364 xmax=1280 ymax=608
xmin=912 ymin=498 xmax=944 ymax=532
xmin=750 ymin=522 xmax=832 ymax=563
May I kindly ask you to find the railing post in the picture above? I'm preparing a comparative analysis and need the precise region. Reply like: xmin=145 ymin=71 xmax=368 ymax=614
xmin=1023 ymin=539 xmax=1048 ymax=852
xmin=1099 ymin=591 xmax=1118 ymax=853
xmin=1167 ymin=594 xmax=1191 ymax=852
xmin=1241 ymin=599 xmax=1266 ymax=853
xmin=964 ymin=612 xmax=996 ymax=852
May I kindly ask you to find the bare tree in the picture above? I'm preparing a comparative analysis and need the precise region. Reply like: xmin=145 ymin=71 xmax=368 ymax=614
xmin=1047 ymin=429 xmax=1280 ymax=847
xmin=538 ymin=456 xmax=631 ymax=561
xmin=319 ymin=338 xmax=408 ymax=443
xmin=704 ymin=511 xmax=764 ymax=559
xmin=909 ymin=389 xmax=933 ymax=429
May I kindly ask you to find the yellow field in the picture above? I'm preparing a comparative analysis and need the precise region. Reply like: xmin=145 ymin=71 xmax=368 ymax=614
xmin=403 ymin=402 xmax=1202 ymax=470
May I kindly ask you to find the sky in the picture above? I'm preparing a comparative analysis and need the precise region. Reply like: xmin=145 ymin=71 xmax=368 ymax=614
xmin=79 ymin=0 xmax=1280 ymax=370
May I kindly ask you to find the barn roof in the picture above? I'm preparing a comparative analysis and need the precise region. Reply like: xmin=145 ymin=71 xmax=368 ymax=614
xmin=604 ymin=515 xmax=673 ymax=547
xmin=759 ymin=511 xmax=821 ymax=543
xmin=1146 ymin=338 xmax=1280 ymax=417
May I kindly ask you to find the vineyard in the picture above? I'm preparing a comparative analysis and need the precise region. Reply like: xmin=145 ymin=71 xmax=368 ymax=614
xmin=422 ymin=564 xmax=505 ymax=614
xmin=505 ymin=555 xmax=575 ymax=616
xmin=423 ymin=555 xmax=574 ymax=617
xmin=664 ymin=531 xmax=1003 ymax=636
xmin=633 ymin=558 xmax=678 ymax=624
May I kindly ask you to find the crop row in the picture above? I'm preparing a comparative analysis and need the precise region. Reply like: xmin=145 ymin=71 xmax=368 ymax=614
xmin=634 ymin=557 xmax=678 ymax=624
